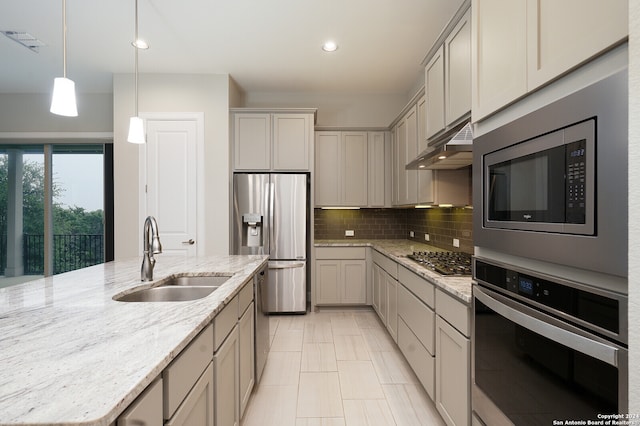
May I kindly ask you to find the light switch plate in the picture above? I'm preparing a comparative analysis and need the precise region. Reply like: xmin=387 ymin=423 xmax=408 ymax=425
xmin=409 ymin=231 xmax=414 ymax=237
xmin=453 ymin=238 xmax=460 ymax=248
xmin=425 ymin=233 xmax=430 ymax=241
xmin=345 ymin=230 xmax=355 ymax=237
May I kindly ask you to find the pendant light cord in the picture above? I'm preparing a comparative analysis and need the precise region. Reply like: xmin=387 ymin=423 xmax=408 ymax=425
xmin=134 ymin=0 xmax=139 ymax=116
xmin=62 ymin=0 xmax=67 ymax=78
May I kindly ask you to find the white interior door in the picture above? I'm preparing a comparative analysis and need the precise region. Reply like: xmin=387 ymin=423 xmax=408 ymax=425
xmin=142 ymin=117 xmax=198 ymax=256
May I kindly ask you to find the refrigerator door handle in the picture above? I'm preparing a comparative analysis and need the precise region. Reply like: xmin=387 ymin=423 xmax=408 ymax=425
xmin=268 ymin=262 xmax=306 ymax=269
xmin=269 ymin=181 xmax=275 ymax=254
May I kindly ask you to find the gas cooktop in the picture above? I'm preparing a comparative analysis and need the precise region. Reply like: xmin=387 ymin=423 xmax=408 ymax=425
xmin=405 ymin=251 xmax=472 ymax=276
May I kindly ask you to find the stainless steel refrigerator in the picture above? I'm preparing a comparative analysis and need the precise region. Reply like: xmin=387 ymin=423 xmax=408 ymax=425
xmin=232 ymin=173 xmax=308 ymax=313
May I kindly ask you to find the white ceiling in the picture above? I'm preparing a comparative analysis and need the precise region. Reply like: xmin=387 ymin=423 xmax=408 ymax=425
xmin=0 ymin=0 xmax=465 ymax=96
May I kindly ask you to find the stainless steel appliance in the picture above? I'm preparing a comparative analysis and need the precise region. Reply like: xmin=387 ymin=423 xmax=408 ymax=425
xmin=472 ymin=257 xmax=628 ymax=425
xmin=406 ymin=251 xmax=472 ymax=276
xmin=473 ymin=69 xmax=628 ymax=278
xmin=253 ymin=264 xmax=269 ymax=382
xmin=233 ymin=173 xmax=308 ymax=313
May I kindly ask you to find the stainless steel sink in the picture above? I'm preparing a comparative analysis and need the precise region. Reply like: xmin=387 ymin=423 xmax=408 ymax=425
xmin=161 ymin=275 xmax=231 ymax=287
xmin=113 ymin=274 xmax=232 ymax=302
xmin=115 ymin=285 xmax=217 ymax=302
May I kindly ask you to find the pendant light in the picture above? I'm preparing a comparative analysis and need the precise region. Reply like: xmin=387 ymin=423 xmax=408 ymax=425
xmin=50 ymin=0 xmax=78 ymax=117
xmin=127 ymin=0 xmax=148 ymax=144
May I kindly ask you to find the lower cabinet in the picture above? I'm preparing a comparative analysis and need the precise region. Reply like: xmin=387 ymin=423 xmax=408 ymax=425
xmin=397 ymin=317 xmax=435 ymax=399
xmin=117 ymin=378 xmax=163 ymax=426
xmin=116 ymin=278 xmax=257 ymax=426
xmin=435 ymin=316 xmax=470 ymax=426
xmin=239 ymin=301 xmax=255 ymax=418
xmin=315 ymin=247 xmax=367 ymax=305
xmin=214 ymin=325 xmax=239 ymax=426
xmin=435 ymin=289 xmax=471 ymax=426
xmin=371 ymin=251 xmax=399 ymax=341
xmin=166 ymin=362 xmax=214 ymax=426
xmin=385 ymin=273 xmax=398 ymax=342
xmin=163 ymin=323 xmax=215 ymax=423
xmin=396 ymin=283 xmax=436 ymax=400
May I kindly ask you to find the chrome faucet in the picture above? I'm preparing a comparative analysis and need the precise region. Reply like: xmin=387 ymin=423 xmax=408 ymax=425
xmin=141 ymin=216 xmax=162 ymax=281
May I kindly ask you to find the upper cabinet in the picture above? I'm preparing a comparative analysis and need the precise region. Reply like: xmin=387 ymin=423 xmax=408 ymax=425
xmin=425 ymin=8 xmax=471 ymax=141
xmin=232 ymin=109 xmax=316 ymax=171
xmin=472 ymin=0 xmax=628 ymax=121
xmin=393 ymin=104 xmax=419 ymax=206
xmin=315 ymin=131 xmax=389 ymax=207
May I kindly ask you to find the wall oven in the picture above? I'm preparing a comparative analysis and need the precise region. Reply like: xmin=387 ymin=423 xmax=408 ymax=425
xmin=473 ymin=69 xmax=628 ymax=278
xmin=472 ymin=257 xmax=628 ymax=425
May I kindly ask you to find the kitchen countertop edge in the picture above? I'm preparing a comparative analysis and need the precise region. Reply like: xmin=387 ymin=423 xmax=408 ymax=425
xmin=0 ymin=255 xmax=269 ymax=426
xmin=314 ymin=239 xmax=472 ymax=304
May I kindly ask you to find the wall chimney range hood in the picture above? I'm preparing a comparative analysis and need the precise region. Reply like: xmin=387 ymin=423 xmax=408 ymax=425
xmin=406 ymin=121 xmax=473 ymax=170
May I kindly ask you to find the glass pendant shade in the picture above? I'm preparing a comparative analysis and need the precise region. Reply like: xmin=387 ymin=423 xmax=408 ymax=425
xmin=50 ymin=77 xmax=78 ymax=117
xmin=127 ymin=116 xmax=145 ymax=144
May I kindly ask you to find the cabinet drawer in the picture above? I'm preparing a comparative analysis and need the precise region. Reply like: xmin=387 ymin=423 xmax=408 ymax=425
xmin=398 ymin=266 xmax=435 ymax=308
xmin=118 ymin=378 xmax=163 ymax=426
xmin=372 ymin=250 xmax=398 ymax=279
xmin=315 ymin=247 xmax=366 ymax=260
xmin=214 ymin=295 xmax=239 ymax=351
xmin=436 ymin=288 xmax=471 ymax=337
xmin=397 ymin=284 xmax=435 ymax=355
xmin=397 ymin=317 xmax=435 ymax=400
xmin=163 ymin=323 xmax=214 ymax=420
xmin=238 ymin=281 xmax=253 ymax=317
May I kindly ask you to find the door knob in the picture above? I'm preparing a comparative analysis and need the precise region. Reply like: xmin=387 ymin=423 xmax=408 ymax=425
xmin=182 ymin=239 xmax=195 ymax=245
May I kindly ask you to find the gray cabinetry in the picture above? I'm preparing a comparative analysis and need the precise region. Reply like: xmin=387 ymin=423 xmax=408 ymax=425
xmin=472 ymin=0 xmax=627 ymax=121
xmin=117 ymin=278 xmax=257 ymax=426
xmin=315 ymin=247 xmax=367 ymax=305
xmin=435 ymin=288 xmax=471 ymax=426
xmin=117 ymin=379 xmax=163 ymax=426
xmin=232 ymin=109 xmax=314 ymax=171
xmin=371 ymin=250 xmax=398 ymax=342
xmin=314 ymin=131 xmax=368 ymax=207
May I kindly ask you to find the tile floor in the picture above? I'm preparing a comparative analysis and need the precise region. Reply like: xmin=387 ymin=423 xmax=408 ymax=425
xmin=241 ymin=308 xmax=446 ymax=426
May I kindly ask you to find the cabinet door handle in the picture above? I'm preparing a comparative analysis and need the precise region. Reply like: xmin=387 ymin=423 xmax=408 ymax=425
xmin=182 ymin=239 xmax=195 ymax=245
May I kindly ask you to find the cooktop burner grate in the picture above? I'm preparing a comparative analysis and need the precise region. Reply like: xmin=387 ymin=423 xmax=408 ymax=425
xmin=406 ymin=251 xmax=472 ymax=276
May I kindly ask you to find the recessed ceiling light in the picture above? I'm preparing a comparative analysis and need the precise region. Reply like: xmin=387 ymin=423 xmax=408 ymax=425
xmin=322 ymin=41 xmax=338 ymax=52
xmin=438 ymin=155 xmax=447 ymax=160
xmin=132 ymin=39 xmax=149 ymax=49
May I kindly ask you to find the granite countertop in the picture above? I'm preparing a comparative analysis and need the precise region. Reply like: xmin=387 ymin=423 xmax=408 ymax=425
xmin=314 ymin=239 xmax=472 ymax=304
xmin=0 ymin=254 xmax=268 ymax=426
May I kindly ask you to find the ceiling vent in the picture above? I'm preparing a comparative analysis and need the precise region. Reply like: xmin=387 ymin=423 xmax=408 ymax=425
xmin=1 ymin=31 xmax=46 ymax=52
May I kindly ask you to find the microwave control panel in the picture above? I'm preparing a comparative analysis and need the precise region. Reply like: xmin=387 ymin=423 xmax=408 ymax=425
xmin=565 ymin=138 xmax=587 ymax=223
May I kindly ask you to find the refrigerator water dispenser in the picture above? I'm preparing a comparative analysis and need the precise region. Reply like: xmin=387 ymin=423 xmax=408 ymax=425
xmin=242 ymin=213 xmax=263 ymax=248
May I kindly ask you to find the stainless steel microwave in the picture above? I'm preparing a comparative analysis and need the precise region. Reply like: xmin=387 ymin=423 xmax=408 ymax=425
xmin=484 ymin=119 xmax=594 ymax=235
xmin=473 ymin=69 xmax=628 ymax=278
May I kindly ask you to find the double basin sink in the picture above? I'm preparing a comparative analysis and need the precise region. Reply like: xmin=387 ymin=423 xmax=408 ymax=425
xmin=114 ymin=275 xmax=232 ymax=302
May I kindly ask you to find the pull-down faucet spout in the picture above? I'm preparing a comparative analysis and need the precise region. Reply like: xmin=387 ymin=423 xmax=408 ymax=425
xmin=141 ymin=216 xmax=162 ymax=281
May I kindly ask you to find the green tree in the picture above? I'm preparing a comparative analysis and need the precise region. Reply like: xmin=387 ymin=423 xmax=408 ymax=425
xmin=0 ymin=154 xmax=104 ymax=274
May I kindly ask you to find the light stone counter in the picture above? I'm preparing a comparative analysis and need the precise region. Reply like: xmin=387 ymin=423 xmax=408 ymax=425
xmin=0 ymin=254 xmax=268 ymax=426
xmin=314 ymin=239 xmax=472 ymax=304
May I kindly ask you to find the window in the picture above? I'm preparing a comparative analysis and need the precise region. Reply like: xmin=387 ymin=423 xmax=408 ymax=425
xmin=0 ymin=143 xmax=113 ymax=288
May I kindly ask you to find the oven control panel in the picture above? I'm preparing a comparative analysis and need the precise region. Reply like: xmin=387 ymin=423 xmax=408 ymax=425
xmin=474 ymin=258 xmax=622 ymax=336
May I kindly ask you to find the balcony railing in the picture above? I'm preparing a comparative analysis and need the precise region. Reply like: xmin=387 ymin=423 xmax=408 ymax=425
xmin=1 ymin=234 xmax=104 ymax=276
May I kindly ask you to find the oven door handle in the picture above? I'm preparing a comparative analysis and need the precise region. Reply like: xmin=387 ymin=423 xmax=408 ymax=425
xmin=475 ymin=286 xmax=619 ymax=367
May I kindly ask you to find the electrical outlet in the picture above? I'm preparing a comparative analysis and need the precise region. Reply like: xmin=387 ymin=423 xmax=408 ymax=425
xmin=453 ymin=238 xmax=460 ymax=248
xmin=424 ymin=233 xmax=430 ymax=241
xmin=345 ymin=230 xmax=355 ymax=237
xmin=409 ymin=231 xmax=414 ymax=238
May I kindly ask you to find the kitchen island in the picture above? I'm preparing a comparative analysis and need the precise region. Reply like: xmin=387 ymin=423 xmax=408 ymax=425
xmin=0 ymin=254 xmax=268 ymax=425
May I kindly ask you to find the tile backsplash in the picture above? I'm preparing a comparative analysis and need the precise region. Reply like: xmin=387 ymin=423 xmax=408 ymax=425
xmin=314 ymin=207 xmax=473 ymax=253
xmin=314 ymin=209 xmax=407 ymax=240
